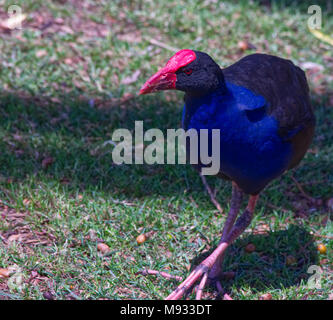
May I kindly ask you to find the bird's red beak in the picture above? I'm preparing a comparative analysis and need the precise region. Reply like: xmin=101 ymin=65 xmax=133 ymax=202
xmin=139 ymin=49 xmax=196 ymax=95
xmin=139 ymin=67 xmax=177 ymax=95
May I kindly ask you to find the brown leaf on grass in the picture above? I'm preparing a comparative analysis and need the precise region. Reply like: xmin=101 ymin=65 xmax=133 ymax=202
xmin=54 ymin=17 xmax=64 ymax=25
xmin=59 ymin=25 xmax=74 ymax=34
xmin=23 ymin=198 xmax=30 ymax=206
xmin=7 ymin=234 xmax=23 ymax=243
xmin=286 ymin=255 xmax=297 ymax=266
xmin=36 ymin=50 xmax=48 ymax=58
xmin=121 ymin=70 xmax=141 ymax=85
xmin=253 ymin=223 xmax=270 ymax=235
xmin=42 ymin=156 xmax=54 ymax=169
xmin=0 ymin=268 xmax=11 ymax=278
xmin=136 ymin=234 xmax=146 ymax=244
xmin=120 ymin=92 xmax=135 ymax=103
xmin=106 ymin=93 xmax=135 ymax=109
xmin=64 ymin=57 xmax=74 ymax=65
xmin=245 ymin=243 xmax=256 ymax=253
xmin=300 ymin=62 xmax=324 ymax=74
xmin=238 ymin=40 xmax=256 ymax=51
xmin=260 ymin=293 xmax=273 ymax=300
xmin=97 ymin=242 xmax=110 ymax=254
xmin=117 ymin=30 xmax=142 ymax=43
xmin=43 ymin=291 xmax=54 ymax=300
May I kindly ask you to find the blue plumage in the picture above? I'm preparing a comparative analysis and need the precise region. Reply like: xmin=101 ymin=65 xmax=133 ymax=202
xmin=183 ymin=82 xmax=293 ymax=194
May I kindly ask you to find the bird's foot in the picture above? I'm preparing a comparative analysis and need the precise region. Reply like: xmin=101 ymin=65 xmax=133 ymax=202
xmin=138 ymin=267 xmax=235 ymax=299
xmin=166 ymin=242 xmax=229 ymax=300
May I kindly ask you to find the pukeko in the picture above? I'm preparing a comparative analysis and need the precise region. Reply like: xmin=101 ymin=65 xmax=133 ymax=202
xmin=139 ymin=50 xmax=315 ymax=300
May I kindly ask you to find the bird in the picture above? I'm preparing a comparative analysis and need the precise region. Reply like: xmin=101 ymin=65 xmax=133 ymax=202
xmin=139 ymin=49 xmax=315 ymax=300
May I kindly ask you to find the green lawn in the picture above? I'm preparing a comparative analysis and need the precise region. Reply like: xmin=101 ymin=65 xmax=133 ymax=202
xmin=0 ymin=0 xmax=332 ymax=300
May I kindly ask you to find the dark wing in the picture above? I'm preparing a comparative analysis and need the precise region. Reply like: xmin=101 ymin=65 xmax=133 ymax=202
xmin=223 ymin=53 xmax=315 ymax=169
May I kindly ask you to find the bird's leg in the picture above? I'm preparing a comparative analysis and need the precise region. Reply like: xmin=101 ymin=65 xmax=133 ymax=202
xmin=166 ymin=193 xmax=258 ymax=300
xmin=207 ymin=182 xmax=243 ymax=281
xmin=208 ymin=193 xmax=258 ymax=283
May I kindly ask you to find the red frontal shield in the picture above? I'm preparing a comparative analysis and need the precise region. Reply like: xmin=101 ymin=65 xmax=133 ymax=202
xmin=139 ymin=49 xmax=196 ymax=94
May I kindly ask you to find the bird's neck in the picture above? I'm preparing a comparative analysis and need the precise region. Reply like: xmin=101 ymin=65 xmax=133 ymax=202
xmin=182 ymin=70 xmax=229 ymax=130
xmin=184 ymin=68 xmax=227 ymax=104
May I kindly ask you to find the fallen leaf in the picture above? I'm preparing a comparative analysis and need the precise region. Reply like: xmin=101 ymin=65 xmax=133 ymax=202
xmin=43 ymin=291 xmax=54 ymax=300
xmin=36 ymin=50 xmax=48 ymax=58
xmin=0 ymin=268 xmax=11 ymax=278
xmin=59 ymin=25 xmax=74 ymax=34
xmin=121 ymin=92 xmax=134 ymax=103
xmin=117 ymin=31 xmax=142 ymax=43
xmin=317 ymin=243 xmax=327 ymax=254
xmin=238 ymin=40 xmax=256 ymax=51
xmin=8 ymin=234 xmax=23 ymax=243
xmin=88 ymin=229 xmax=97 ymax=241
xmin=121 ymin=70 xmax=141 ymax=85
xmin=286 ymin=255 xmax=297 ymax=265
xmin=260 ymin=293 xmax=272 ymax=300
xmin=136 ymin=234 xmax=146 ymax=244
xmin=245 ymin=243 xmax=256 ymax=253
xmin=97 ymin=242 xmax=110 ymax=254
xmin=300 ymin=61 xmax=324 ymax=74
xmin=64 ymin=57 xmax=74 ymax=65
xmin=42 ymin=157 xmax=54 ymax=169
xmin=54 ymin=17 xmax=64 ymax=25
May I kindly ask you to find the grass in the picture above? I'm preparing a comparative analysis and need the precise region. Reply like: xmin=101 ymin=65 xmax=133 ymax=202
xmin=0 ymin=0 xmax=332 ymax=300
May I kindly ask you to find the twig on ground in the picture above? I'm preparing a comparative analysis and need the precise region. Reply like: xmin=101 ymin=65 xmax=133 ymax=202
xmin=144 ymin=37 xmax=179 ymax=52
xmin=267 ymin=203 xmax=290 ymax=213
xmin=291 ymin=175 xmax=316 ymax=203
xmin=310 ymin=231 xmax=333 ymax=240
xmin=137 ymin=269 xmax=182 ymax=281
xmin=200 ymin=173 xmax=223 ymax=214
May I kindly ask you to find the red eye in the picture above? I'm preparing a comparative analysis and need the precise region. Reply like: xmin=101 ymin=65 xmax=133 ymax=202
xmin=184 ymin=69 xmax=193 ymax=75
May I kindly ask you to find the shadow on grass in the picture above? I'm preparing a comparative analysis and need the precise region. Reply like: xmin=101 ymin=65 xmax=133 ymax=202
xmin=190 ymin=224 xmax=319 ymax=295
xmin=0 ymin=90 xmax=198 ymax=199
xmin=0 ymin=89 xmax=332 ymax=204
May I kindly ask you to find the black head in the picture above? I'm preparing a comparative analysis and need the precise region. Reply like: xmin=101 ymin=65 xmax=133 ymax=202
xmin=175 ymin=50 xmax=224 ymax=94
xmin=140 ymin=49 xmax=225 ymax=96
